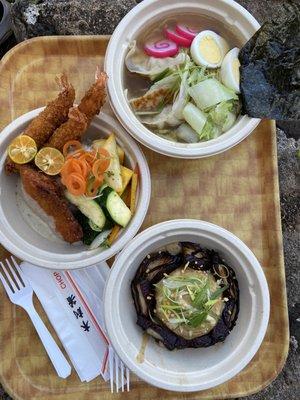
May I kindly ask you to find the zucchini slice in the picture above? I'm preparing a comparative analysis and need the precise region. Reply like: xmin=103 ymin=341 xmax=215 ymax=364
xmin=99 ymin=134 xmax=123 ymax=192
xmin=100 ymin=187 xmax=132 ymax=227
xmin=65 ymin=191 xmax=106 ymax=229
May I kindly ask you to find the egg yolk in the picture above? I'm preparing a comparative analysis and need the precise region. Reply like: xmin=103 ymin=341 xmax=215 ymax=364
xmin=232 ymin=58 xmax=241 ymax=82
xmin=199 ymin=36 xmax=222 ymax=64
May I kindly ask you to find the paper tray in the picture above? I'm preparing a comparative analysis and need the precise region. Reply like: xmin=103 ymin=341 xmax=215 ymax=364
xmin=0 ymin=35 xmax=289 ymax=400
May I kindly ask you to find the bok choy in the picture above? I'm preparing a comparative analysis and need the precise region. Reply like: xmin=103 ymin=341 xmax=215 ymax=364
xmin=182 ymin=103 xmax=207 ymax=136
xmin=189 ymin=78 xmax=238 ymax=110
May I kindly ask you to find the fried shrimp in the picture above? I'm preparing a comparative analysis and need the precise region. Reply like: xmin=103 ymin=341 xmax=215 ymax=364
xmin=5 ymin=74 xmax=75 ymax=174
xmin=78 ymin=68 xmax=108 ymax=127
xmin=20 ymin=165 xmax=83 ymax=243
xmin=47 ymin=107 xmax=88 ymax=152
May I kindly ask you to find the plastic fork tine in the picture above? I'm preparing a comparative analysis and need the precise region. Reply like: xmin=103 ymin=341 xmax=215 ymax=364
xmin=109 ymin=347 xmax=114 ymax=393
xmin=0 ymin=268 xmax=13 ymax=295
xmin=5 ymin=258 xmax=24 ymax=289
xmin=10 ymin=256 xmax=28 ymax=286
xmin=126 ymin=367 xmax=130 ymax=391
xmin=115 ymin=353 xmax=119 ymax=393
xmin=0 ymin=261 xmax=16 ymax=292
xmin=121 ymin=361 xmax=125 ymax=392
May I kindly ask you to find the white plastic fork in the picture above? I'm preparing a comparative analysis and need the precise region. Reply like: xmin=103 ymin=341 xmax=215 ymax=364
xmin=0 ymin=256 xmax=72 ymax=379
xmin=109 ymin=346 xmax=130 ymax=393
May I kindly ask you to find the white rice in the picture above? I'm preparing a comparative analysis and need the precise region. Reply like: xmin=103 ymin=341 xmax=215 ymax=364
xmin=16 ymin=180 xmax=65 ymax=244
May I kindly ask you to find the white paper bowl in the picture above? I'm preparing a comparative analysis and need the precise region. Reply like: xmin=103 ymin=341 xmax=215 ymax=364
xmin=0 ymin=108 xmax=151 ymax=270
xmin=104 ymin=219 xmax=270 ymax=392
xmin=105 ymin=0 xmax=261 ymax=158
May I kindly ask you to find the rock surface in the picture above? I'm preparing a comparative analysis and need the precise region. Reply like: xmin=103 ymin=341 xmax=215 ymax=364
xmin=9 ymin=0 xmax=289 ymax=44
xmin=11 ymin=0 xmax=138 ymax=41
xmin=1 ymin=1 xmax=299 ymax=399
xmin=10 ymin=0 xmax=300 ymax=139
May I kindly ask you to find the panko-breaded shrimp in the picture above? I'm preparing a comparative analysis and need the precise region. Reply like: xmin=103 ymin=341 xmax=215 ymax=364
xmin=5 ymin=74 xmax=75 ymax=174
xmin=78 ymin=68 xmax=108 ymax=127
xmin=47 ymin=107 xmax=88 ymax=152
xmin=20 ymin=165 xmax=83 ymax=244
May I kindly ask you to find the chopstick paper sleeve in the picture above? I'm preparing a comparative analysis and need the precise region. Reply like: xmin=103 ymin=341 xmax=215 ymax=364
xmin=20 ymin=262 xmax=110 ymax=382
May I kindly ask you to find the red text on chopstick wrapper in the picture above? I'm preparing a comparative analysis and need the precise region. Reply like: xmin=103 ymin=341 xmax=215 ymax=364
xmin=53 ymin=271 xmax=67 ymax=289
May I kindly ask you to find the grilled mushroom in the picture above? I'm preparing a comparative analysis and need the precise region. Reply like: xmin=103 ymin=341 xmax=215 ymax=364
xmin=131 ymin=243 xmax=239 ymax=350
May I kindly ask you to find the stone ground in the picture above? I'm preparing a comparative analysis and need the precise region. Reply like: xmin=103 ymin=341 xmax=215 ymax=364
xmin=0 ymin=0 xmax=299 ymax=399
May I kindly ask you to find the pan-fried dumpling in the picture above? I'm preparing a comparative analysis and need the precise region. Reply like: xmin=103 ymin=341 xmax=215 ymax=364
xmin=138 ymin=69 xmax=190 ymax=128
xmin=129 ymin=75 xmax=180 ymax=112
xmin=125 ymin=41 xmax=189 ymax=78
xmin=139 ymin=105 xmax=182 ymax=129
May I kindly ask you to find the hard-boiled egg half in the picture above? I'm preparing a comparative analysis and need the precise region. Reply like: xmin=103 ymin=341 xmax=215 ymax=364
xmin=220 ymin=47 xmax=241 ymax=93
xmin=191 ymin=30 xmax=230 ymax=69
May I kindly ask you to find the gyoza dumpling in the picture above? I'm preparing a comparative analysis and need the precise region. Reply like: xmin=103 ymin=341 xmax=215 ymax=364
xmin=129 ymin=75 xmax=180 ymax=112
xmin=139 ymin=105 xmax=182 ymax=129
xmin=137 ymin=69 xmax=190 ymax=128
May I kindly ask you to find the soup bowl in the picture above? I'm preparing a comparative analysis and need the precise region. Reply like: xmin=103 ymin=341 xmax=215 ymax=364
xmin=104 ymin=219 xmax=270 ymax=392
xmin=105 ymin=0 xmax=261 ymax=158
xmin=0 ymin=109 xmax=151 ymax=269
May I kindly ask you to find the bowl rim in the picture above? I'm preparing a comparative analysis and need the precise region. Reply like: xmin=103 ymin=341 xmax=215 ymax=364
xmin=0 ymin=108 xmax=151 ymax=269
xmin=104 ymin=219 xmax=270 ymax=392
xmin=105 ymin=0 xmax=261 ymax=159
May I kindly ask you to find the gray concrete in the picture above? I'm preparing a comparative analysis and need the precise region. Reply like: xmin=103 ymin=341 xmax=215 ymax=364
xmin=0 ymin=0 xmax=299 ymax=399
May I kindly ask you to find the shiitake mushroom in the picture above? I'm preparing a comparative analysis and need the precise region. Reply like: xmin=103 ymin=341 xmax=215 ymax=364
xmin=131 ymin=242 xmax=239 ymax=350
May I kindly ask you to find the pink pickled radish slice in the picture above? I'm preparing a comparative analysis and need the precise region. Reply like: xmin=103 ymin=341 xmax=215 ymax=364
xmin=175 ymin=24 xmax=199 ymax=40
xmin=144 ymin=40 xmax=178 ymax=58
xmin=164 ymin=28 xmax=192 ymax=47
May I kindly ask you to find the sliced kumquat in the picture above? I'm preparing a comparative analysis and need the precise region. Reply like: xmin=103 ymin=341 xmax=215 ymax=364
xmin=65 ymin=173 xmax=86 ymax=196
xmin=8 ymin=135 xmax=37 ymax=164
xmin=63 ymin=140 xmax=82 ymax=158
xmin=35 ymin=147 xmax=65 ymax=175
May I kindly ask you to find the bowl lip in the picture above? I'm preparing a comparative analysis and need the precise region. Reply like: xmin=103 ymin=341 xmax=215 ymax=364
xmin=104 ymin=0 xmax=261 ymax=159
xmin=104 ymin=219 xmax=270 ymax=392
xmin=0 ymin=107 xmax=151 ymax=270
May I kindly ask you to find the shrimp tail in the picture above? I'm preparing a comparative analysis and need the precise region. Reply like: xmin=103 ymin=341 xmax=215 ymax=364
xmin=95 ymin=67 xmax=108 ymax=84
xmin=55 ymin=73 xmax=72 ymax=93
xmin=78 ymin=68 xmax=108 ymax=127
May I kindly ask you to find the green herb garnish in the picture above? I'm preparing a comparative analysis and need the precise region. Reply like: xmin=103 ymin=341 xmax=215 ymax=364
xmin=156 ymin=272 xmax=228 ymax=329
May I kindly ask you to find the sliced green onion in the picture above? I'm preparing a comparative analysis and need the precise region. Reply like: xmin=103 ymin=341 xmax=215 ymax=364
xmin=209 ymin=285 xmax=229 ymax=300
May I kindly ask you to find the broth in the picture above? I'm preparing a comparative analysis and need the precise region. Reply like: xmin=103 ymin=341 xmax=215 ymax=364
xmin=123 ymin=13 xmax=242 ymax=143
xmin=124 ymin=14 xmax=241 ymax=98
